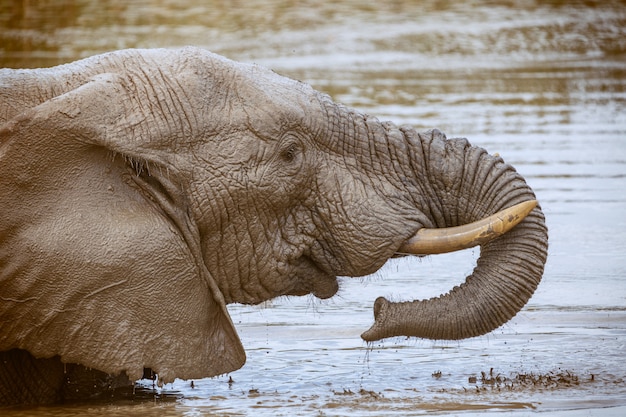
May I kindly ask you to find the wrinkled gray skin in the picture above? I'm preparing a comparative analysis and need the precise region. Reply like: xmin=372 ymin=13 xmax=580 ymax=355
xmin=0 ymin=47 xmax=547 ymax=406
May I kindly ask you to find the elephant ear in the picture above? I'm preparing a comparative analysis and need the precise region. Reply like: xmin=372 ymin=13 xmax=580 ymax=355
xmin=0 ymin=72 xmax=245 ymax=383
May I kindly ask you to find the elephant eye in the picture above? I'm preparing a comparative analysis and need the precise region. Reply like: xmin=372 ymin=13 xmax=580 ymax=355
xmin=279 ymin=142 xmax=300 ymax=164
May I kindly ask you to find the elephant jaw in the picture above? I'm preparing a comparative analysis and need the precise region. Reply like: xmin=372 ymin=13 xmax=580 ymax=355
xmin=396 ymin=200 xmax=537 ymax=256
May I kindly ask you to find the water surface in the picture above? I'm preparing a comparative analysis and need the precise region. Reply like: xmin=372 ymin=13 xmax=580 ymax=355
xmin=1 ymin=1 xmax=625 ymax=415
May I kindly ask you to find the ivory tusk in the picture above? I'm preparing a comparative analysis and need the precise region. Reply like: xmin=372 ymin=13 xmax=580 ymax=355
xmin=398 ymin=200 xmax=538 ymax=255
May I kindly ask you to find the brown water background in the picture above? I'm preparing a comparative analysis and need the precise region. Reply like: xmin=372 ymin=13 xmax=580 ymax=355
xmin=1 ymin=1 xmax=625 ymax=415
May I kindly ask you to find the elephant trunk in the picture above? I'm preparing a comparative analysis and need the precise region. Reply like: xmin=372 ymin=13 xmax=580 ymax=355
xmin=361 ymin=129 xmax=548 ymax=341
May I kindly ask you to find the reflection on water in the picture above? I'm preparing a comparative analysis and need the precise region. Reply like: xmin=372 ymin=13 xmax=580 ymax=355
xmin=2 ymin=0 xmax=625 ymax=415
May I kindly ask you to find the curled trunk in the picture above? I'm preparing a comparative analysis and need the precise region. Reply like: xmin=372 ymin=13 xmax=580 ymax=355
xmin=362 ymin=129 xmax=548 ymax=341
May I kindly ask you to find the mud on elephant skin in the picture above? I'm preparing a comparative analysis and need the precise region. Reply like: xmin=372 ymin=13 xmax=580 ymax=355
xmin=0 ymin=47 xmax=548 ymax=405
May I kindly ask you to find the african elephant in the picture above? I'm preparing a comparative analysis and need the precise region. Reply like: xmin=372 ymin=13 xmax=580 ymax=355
xmin=0 ymin=47 xmax=547 ymax=405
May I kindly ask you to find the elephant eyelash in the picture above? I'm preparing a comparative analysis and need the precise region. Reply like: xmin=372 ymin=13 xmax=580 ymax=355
xmin=125 ymin=154 xmax=151 ymax=177
xmin=107 ymin=151 xmax=156 ymax=177
xmin=279 ymin=143 xmax=300 ymax=163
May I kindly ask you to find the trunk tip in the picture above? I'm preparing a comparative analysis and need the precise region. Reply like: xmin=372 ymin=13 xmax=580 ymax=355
xmin=361 ymin=297 xmax=391 ymax=342
xmin=373 ymin=296 xmax=388 ymax=318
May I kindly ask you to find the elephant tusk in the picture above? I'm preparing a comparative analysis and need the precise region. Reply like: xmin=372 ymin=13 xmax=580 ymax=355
xmin=398 ymin=200 xmax=538 ymax=255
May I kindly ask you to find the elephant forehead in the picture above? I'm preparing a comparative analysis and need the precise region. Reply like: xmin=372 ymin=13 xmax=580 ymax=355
xmin=230 ymin=65 xmax=322 ymax=128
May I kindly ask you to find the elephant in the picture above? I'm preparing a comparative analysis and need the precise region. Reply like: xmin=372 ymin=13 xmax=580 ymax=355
xmin=0 ymin=47 xmax=548 ymax=405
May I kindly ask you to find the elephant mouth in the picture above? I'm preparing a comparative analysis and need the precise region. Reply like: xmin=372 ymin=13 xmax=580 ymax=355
xmin=395 ymin=200 xmax=537 ymax=256
xmin=290 ymin=254 xmax=339 ymax=299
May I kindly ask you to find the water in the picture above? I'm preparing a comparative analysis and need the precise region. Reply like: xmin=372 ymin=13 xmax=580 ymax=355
xmin=2 ymin=1 xmax=625 ymax=415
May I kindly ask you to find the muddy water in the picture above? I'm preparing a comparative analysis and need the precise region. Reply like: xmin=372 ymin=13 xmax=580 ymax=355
xmin=2 ymin=1 xmax=625 ymax=415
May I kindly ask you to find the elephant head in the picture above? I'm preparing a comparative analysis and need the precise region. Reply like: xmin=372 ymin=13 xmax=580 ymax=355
xmin=0 ymin=47 xmax=548 ymax=387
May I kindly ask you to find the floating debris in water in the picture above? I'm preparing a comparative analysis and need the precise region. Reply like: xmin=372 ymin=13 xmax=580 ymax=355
xmin=463 ymin=368 xmax=588 ymax=393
